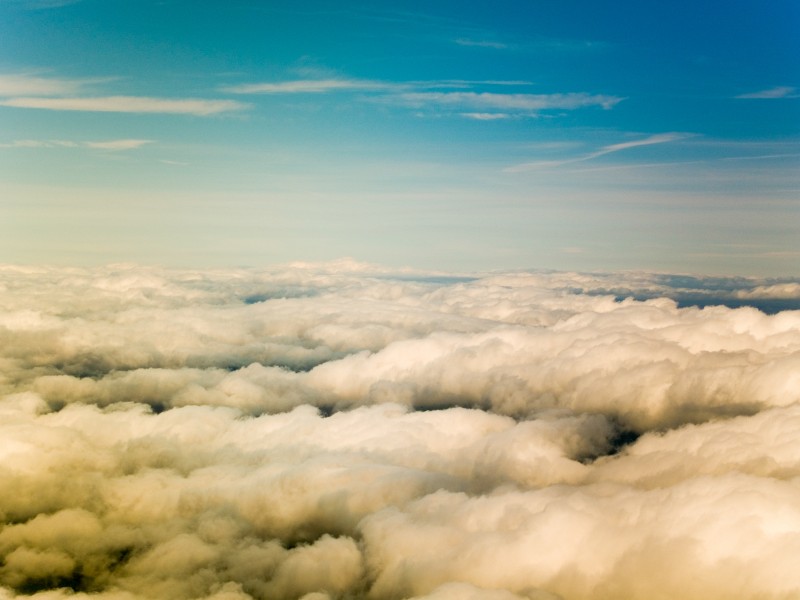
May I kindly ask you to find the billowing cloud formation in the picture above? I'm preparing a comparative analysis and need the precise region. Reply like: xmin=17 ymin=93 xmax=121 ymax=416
xmin=1 ymin=262 xmax=800 ymax=599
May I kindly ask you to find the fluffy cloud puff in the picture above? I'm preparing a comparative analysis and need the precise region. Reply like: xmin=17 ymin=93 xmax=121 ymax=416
xmin=1 ymin=262 xmax=799 ymax=599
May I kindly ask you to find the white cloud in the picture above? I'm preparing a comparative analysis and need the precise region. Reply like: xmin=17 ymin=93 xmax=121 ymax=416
xmin=506 ymin=132 xmax=687 ymax=172
xmin=1 ymin=138 xmax=153 ymax=150
xmin=454 ymin=38 xmax=508 ymax=49
xmin=84 ymin=139 xmax=153 ymax=150
xmin=736 ymin=86 xmax=798 ymax=99
xmin=0 ymin=139 xmax=54 ymax=148
xmin=398 ymin=91 xmax=623 ymax=112
xmin=2 ymin=0 xmax=84 ymax=8
xmin=0 ymin=95 xmax=248 ymax=115
xmin=221 ymin=76 xmax=620 ymax=120
xmin=461 ymin=112 xmax=511 ymax=120
xmin=0 ymin=73 xmax=82 ymax=96
xmin=1 ymin=263 xmax=799 ymax=599
xmin=598 ymin=132 xmax=687 ymax=154
xmin=223 ymin=78 xmax=390 ymax=94
xmin=735 ymin=282 xmax=800 ymax=299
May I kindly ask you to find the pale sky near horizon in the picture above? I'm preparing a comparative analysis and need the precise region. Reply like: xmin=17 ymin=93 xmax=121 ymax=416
xmin=1 ymin=0 xmax=798 ymax=275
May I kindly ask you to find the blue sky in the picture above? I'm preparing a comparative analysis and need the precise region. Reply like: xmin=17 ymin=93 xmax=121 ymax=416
xmin=1 ymin=0 xmax=798 ymax=274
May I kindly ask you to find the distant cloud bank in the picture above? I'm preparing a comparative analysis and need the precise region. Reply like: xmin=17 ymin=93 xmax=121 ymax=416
xmin=1 ymin=262 xmax=799 ymax=599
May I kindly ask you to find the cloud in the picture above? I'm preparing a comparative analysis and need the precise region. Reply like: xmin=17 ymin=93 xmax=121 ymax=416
xmin=222 ymin=75 xmax=620 ymax=119
xmin=736 ymin=86 xmax=798 ymax=99
xmin=597 ymin=132 xmax=687 ymax=154
xmin=0 ymin=73 xmax=82 ymax=96
xmin=1 ymin=138 xmax=153 ymax=150
xmin=1 ymin=263 xmax=799 ymax=599
xmin=734 ymin=282 xmax=800 ymax=300
xmin=398 ymin=91 xmax=623 ymax=112
xmin=506 ymin=132 xmax=687 ymax=172
xmin=461 ymin=112 xmax=511 ymax=120
xmin=0 ymin=95 xmax=248 ymax=115
xmin=454 ymin=38 xmax=508 ymax=49
xmin=1 ymin=0 xmax=84 ymax=8
xmin=84 ymin=139 xmax=153 ymax=150
xmin=222 ymin=78 xmax=390 ymax=94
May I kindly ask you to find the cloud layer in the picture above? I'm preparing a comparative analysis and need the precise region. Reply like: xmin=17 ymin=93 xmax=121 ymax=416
xmin=1 ymin=262 xmax=799 ymax=599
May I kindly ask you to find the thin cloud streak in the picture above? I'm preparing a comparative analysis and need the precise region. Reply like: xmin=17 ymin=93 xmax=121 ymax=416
xmin=0 ymin=73 xmax=82 ymax=96
xmin=454 ymin=38 xmax=508 ymax=49
xmin=461 ymin=112 xmax=512 ymax=120
xmin=736 ymin=86 xmax=798 ymax=99
xmin=223 ymin=78 xmax=392 ymax=94
xmin=1 ymin=138 xmax=153 ymax=150
xmin=0 ymin=95 xmax=249 ymax=115
xmin=398 ymin=91 xmax=623 ymax=112
xmin=505 ymin=132 xmax=688 ymax=172
xmin=84 ymin=139 xmax=153 ymax=150
xmin=222 ymin=77 xmax=621 ymax=119
xmin=222 ymin=77 xmax=534 ymax=95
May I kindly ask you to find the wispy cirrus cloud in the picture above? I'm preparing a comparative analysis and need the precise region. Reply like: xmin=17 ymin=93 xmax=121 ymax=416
xmin=1 ymin=138 xmax=153 ymax=150
xmin=0 ymin=95 xmax=248 ymax=115
xmin=222 ymin=75 xmax=623 ymax=119
xmin=0 ymin=72 xmax=248 ymax=116
xmin=222 ymin=78 xmax=391 ymax=94
xmin=84 ymin=139 xmax=153 ymax=150
xmin=736 ymin=86 xmax=798 ymax=99
xmin=397 ymin=91 xmax=623 ymax=113
xmin=224 ymin=77 xmax=534 ymax=95
xmin=506 ymin=132 xmax=688 ymax=172
xmin=0 ymin=73 xmax=83 ymax=96
xmin=1 ymin=0 xmax=83 ymax=9
xmin=461 ymin=112 xmax=512 ymax=120
xmin=454 ymin=38 xmax=508 ymax=49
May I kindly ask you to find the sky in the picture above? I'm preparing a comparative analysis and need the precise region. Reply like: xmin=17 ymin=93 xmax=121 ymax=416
xmin=1 ymin=0 xmax=798 ymax=274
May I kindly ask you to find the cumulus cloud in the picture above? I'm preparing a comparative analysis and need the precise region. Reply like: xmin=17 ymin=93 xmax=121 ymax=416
xmin=1 ymin=262 xmax=799 ymax=599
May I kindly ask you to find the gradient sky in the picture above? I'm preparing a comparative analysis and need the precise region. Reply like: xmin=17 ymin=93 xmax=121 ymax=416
xmin=1 ymin=0 xmax=798 ymax=274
